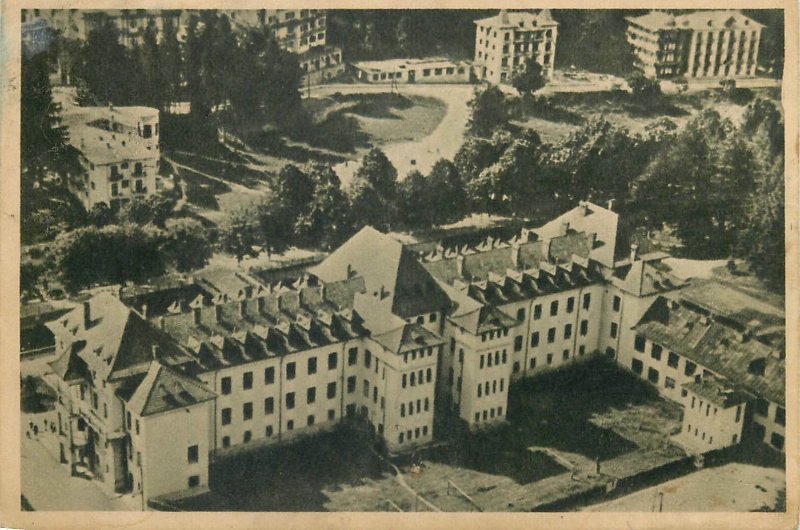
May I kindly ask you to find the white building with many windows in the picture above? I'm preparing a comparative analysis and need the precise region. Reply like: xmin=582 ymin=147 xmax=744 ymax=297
xmin=473 ymin=9 xmax=558 ymax=85
xmin=44 ymin=201 xmax=785 ymax=503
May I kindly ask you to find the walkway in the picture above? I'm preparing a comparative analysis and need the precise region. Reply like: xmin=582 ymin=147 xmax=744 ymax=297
xmin=308 ymin=83 xmax=474 ymax=187
xmin=21 ymin=413 xmax=141 ymax=511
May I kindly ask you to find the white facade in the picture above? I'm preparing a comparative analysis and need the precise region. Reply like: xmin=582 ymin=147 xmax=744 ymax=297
xmin=474 ymin=10 xmax=558 ymax=85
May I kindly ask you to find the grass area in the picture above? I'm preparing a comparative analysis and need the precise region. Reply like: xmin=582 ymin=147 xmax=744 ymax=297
xmin=169 ymin=152 xmax=272 ymax=188
xmin=173 ymin=164 xmax=230 ymax=211
xmin=172 ymin=425 xmax=388 ymax=511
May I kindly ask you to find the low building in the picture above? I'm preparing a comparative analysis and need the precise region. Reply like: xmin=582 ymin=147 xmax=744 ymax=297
xmin=352 ymin=58 xmax=471 ymax=84
xmin=626 ymin=10 xmax=763 ymax=79
xmin=41 ymin=201 xmax=785 ymax=504
xmin=62 ymin=105 xmax=162 ymax=209
xmin=473 ymin=9 xmax=558 ymax=85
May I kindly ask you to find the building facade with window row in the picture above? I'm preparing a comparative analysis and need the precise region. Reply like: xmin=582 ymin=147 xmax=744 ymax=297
xmin=473 ymin=9 xmax=558 ymax=85
xmin=626 ymin=10 xmax=763 ymax=80
xmin=43 ymin=201 xmax=784 ymax=503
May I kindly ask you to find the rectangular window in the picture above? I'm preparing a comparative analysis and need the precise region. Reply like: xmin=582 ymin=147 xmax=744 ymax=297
xmin=651 ymin=344 xmax=663 ymax=361
xmin=243 ymin=402 xmax=253 ymax=420
xmin=363 ymin=380 xmax=369 ymax=398
xmin=266 ymin=425 xmax=274 ymax=437
xmin=531 ymin=332 xmax=539 ymax=347
xmin=517 ymin=308 xmax=525 ymax=321
xmin=307 ymin=387 xmax=316 ymax=404
xmin=665 ymin=377 xmax=675 ymax=389
xmin=348 ymin=347 xmax=358 ymax=365
xmin=327 ymin=382 xmax=336 ymax=399
xmin=286 ymin=392 xmax=295 ymax=409
xmin=188 ymin=475 xmax=200 ymax=488
xmin=307 ymin=415 xmax=315 ymax=426
xmin=287 ymin=420 xmax=294 ymax=431
xmin=771 ymin=432 xmax=784 ymax=450
xmin=580 ymin=320 xmax=588 ymax=336
xmin=550 ymin=301 xmax=558 ymax=316
xmin=187 ymin=445 xmax=199 ymax=463
xmin=514 ymin=335 xmax=523 ymax=352
xmin=684 ymin=361 xmax=697 ymax=377
xmin=632 ymin=358 xmax=643 ymax=375
xmin=634 ymin=335 xmax=646 ymax=353
xmin=265 ymin=367 xmax=275 ymax=385
xmin=647 ymin=367 xmax=659 ymax=384
xmin=243 ymin=371 xmax=253 ymax=390
xmin=735 ymin=405 xmax=742 ymax=422
xmin=308 ymin=357 xmax=317 ymax=375
xmin=328 ymin=352 xmax=337 ymax=370
xmin=610 ymin=323 xmax=618 ymax=338
xmin=776 ymin=406 xmax=785 ymax=426
xmin=613 ymin=295 xmax=621 ymax=312
xmin=328 ymin=409 xmax=336 ymax=421
xmin=566 ymin=297 xmax=575 ymax=313
xmin=667 ymin=352 xmax=679 ymax=368
xmin=533 ymin=304 xmax=542 ymax=320
xmin=221 ymin=408 xmax=231 ymax=425
xmin=583 ymin=293 xmax=591 ymax=310
xmin=264 ymin=397 xmax=274 ymax=415
xmin=547 ymin=328 xmax=556 ymax=343
xmin=546 ymin=353 xmax=553 ymax=365
xmin=286 ymin=362 xmax=296 ymax=380
xmin=755 ymin=399 xmax=769 ymax=416
xmin=564 ymin=324 xmax=572 ymax=340
xmin=365 ymin=350 xmax=372 ymax=368
xmin=221 ymin=377 xmax=231 ymax=395
xmin=347 ymin=376 xmax=356 ymax=393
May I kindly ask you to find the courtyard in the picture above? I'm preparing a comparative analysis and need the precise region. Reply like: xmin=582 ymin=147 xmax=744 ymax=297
xmin=166 ymin=357 xmax=687 ymax=512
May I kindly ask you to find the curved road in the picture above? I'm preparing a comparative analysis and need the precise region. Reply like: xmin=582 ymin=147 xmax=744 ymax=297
xmin=307 ymin=83 xmax=475 ymax=187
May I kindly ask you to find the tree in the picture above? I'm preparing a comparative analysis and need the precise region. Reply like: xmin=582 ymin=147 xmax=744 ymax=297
xmin=159 ymin=18 xmax=183 ymax=111
xmin=117 ymin=194 xmax=176 ymax=228
xmin=294 ymin=165 xmax=350 ymax=249
xmin=511 ymin=57 xmax=546 ymax=95
xmin=75 ymin=19 xmax=132 ymax=104
xmin=51 ymin=225 xmax=165 ymax=292
xmin=626 ymin=71 xmax=662 ymax=102
xmin=219 ymin=207 xmax=262 ymax=263
xmin=88 ymin=202 xmax=115 ymax=228
xmin=348 ymin=149 xmax=398 ymax=231
xmin=397 ymin=170 xmax=431 ymax=229
xmin=742 ymin=98 xmax=784 ymax=158
xmin=453 ymin=130 xmax=514 ymax=186
xmin=738 ymin=158 xmax=784 ymax=291
xmin=467 ymin=86 xmax=510 ymax=137
xmin=161 ymin=218 xmax=213 ymax=272
xmin=20 ymin=262 xmax=44 ymax=298
xmin=427 ymin=159 xmax=467 ymax=225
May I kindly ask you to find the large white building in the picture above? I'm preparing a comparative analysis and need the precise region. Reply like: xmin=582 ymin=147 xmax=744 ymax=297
xmin=473 ymin=9 xmax=558 ymax=85
xmin=626 ymin=10 xmax=763 ymax=80
xmin=43 ymin=202 xmax=785 ymax=504
xmin=63 ymin=104 xmax=162 ymax=209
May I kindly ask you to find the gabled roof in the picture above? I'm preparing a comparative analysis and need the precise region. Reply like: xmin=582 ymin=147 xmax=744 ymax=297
xmin=634 ymin=297 xmax=784 ymax=405
xmin=626 ymin=10 xmax=764 ymax=31
xmin=535 ymin=201 xmax=617 ymax=267
xmin=311 ymin=226 xmax=451 ymax=319
xmin=475 ymin=9 xmax=557 ymax=29
xmin=683 ymin=376 xmax=750 ymax=408
xmin=125 ymin=361 xmax=215 ymax=417
xmin=46 ymin=292 xmax=188 ymax=382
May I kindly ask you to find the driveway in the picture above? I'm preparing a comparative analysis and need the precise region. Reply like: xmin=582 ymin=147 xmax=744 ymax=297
xmin=308 ymin=83 xmax=475 ymax=187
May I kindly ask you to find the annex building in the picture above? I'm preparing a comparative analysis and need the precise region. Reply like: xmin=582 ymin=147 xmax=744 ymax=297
xmin=42 ymin=202 xmax=785 ymax=503
xmin=626 ymin=10 xmax=763 ymax=80
xmin=62 ymin=104 xmax=163 ymax=209
xmin=473 ymin=9 xmax=558 ymax=85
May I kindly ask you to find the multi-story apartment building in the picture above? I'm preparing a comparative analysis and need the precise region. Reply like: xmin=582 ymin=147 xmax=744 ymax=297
xmin=62 ymin=104 xmax=162 ymax=209
xmin=43 ymin=201 xmax=785 ymax=503
xmin=473 ymin=9 xmax=558 ymax=85
xmin=626 ymin=10 xmax=763 ymax=79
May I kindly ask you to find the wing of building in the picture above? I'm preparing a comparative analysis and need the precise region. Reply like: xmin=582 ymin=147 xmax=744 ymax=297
xmin=40 ymin=201 xmax=785 ymax=504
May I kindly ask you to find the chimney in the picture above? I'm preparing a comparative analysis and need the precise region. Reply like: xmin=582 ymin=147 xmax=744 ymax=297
xmin=511 ymin=244 xmax=521 ymax=268
xmin=499 ymin=9 xmax=509 ymax=24
xmin=214 ymin=304 xmax=223 ymax=323
xmin=116 ymin=285 xmax=124 ymax=299
xmin=151 ymin=344 xmax=160 ymax=360
xmin=578 ymin=201 xmax=588 ymax=217
xmin=630 ymin=243 xmax=639 ymax=262
xmin=193 ymin=307 xmax=201 ymax=326
xmin=456 ymin=255 xmax=465 ymax=277
xmin=606 ymin=199 xmax=615 ymax=211
xmin=586 ymin=232 xmax=597 ymax=248
xmin=83 ymin=301 xmax=91 ymax=329
xmin=560 ymin=221 xmax=570 ymax=236
xmin=141 ymin=304 xmax=148 ymax=320
xmin=239 ymin=299 xmax=247 ymax=318
xmin=158 ymin=316 xmax=165 ymax=331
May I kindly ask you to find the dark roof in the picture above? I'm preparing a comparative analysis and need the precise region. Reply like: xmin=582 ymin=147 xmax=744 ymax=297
xmin=635 ymin=297 xmax=784 ymax=405
xmin=125 ymin=361 xmax=215 ymax=417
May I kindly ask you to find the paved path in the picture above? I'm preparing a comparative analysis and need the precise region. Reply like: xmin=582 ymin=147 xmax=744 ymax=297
xmin=583 ymin=463 xmax=785 ymax=512
xmin=21 ymin=413 xmax=141 ymax=511
xmin=308 ymin=83 xmax=474 ymax=187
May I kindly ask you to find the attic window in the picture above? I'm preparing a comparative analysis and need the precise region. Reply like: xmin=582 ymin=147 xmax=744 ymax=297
xmin=748 ymin=357 xmax=766 ymax=376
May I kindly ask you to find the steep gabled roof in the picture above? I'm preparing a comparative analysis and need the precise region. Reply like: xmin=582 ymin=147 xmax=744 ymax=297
xmin=126 ymin=361 xmax=215 ymax=417
xmin=311 ymin=226 xmax=451 ymax=318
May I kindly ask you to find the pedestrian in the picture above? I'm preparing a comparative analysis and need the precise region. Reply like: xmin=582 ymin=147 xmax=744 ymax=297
xmin=33 ymin=424 xmax=39 ymax=436
xmin=26 ymin=431 xmax=30 ymax=439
